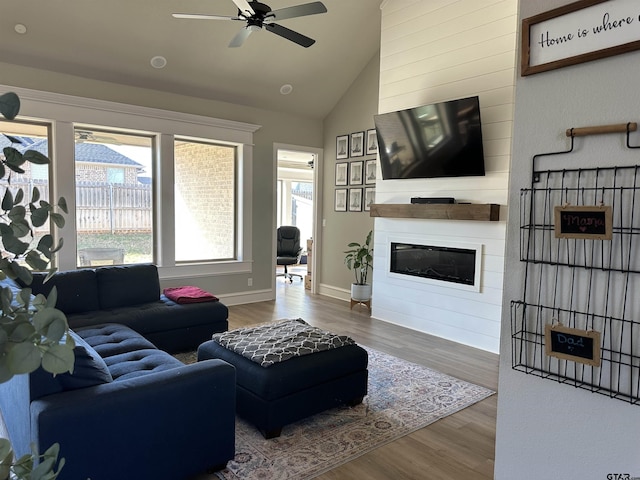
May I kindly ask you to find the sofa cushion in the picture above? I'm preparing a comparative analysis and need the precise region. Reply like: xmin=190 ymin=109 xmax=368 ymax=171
xmin=59 ymin=330 xmax=114 ymax=388
xmin=30 ymin=329 xmax=113 ymax=400
xmin=96 ymin=264 xmax=161 ymax=309
xmin=67 ymin=296 xmax=228 ymax=334
xmin=74 ymin=323 xmax=158 ymax=358
xmin=103 ymin=349 xmax=185 ymax=381
xmin=29 ymin=269 xmax=100 ymax=314
xmin=74 ymin=324 xmax=183 ymax=381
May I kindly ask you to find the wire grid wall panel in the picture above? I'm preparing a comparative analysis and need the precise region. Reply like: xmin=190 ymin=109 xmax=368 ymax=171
xmin=512 ymin=165 xmax=640 ymax=404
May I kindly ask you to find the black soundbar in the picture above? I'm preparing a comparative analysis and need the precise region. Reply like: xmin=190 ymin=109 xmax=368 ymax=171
xmin=410 ymin=197 xmax=455 ymax=204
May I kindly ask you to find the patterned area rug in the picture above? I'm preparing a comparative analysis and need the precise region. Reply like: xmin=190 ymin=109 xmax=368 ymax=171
xmin=182 ymin=346 xmax=494 ymax=480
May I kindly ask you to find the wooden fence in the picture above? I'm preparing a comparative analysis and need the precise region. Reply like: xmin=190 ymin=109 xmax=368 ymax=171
xmin=4 ymin=181 xmax=152 ymax=234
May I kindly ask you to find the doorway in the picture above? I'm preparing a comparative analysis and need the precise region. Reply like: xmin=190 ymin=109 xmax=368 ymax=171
xmin=274 ymin=144 xmax=322 ymax=293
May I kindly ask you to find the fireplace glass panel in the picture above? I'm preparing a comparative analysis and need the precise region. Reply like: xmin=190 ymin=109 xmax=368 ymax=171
xmin=390 ymin=242 xmax=476 ymax=286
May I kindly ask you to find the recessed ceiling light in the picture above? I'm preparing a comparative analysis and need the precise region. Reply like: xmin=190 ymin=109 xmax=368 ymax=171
xmin=150 ymin=56 xmax=167 ymax=69
xmin=14 ymin=24 xmax=27 ymax=34
xmin=280 ymin=84 xmax=293 ymax=95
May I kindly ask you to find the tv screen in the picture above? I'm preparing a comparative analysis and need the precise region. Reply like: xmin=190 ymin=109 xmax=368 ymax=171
xmin=373 ymin=96 xmax=486 ymax=180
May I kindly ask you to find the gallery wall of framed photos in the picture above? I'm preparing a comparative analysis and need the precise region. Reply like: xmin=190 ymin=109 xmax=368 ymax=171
xmin=335 ymin=128 xmax=377 ymax=212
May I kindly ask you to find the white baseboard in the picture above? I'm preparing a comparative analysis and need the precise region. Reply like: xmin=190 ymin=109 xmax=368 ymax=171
xmin=218 ymin=284 xmax=351 ymax=307
xmin=318 ymin=284 xmax=350 ymax=302
xmin=218 ymin=288 xmax=274 ymax=306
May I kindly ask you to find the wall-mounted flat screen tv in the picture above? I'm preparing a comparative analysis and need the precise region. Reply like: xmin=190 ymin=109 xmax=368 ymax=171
xmin=373 ymin=96 xmax=486 ymax=180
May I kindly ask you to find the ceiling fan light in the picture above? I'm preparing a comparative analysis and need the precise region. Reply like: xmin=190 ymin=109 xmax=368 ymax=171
xmin=280 ymin=84 xmax=293 ymax=95
xmin=247 ymin=24 xmax=261 ymax=32
xmin=150 ymin=56 xmax=167 ymax=69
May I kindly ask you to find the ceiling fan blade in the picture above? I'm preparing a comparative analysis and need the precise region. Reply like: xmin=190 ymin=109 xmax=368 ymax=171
xmin=229 ymin=27 xmax=254 ymax=48
xmin=270 ymin=1 xmax=327 ymax=21
xmin=265 ymin=23 xmax=315 ymax=48
xmin=172 ymin=13 xmax=240 ymax=21
xmin=230 ymin=0 xmax=255 ymax=16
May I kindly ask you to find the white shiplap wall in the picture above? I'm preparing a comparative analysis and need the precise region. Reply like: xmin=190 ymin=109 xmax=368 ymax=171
xmin=373 ymin=0 xmax=517 ymax=353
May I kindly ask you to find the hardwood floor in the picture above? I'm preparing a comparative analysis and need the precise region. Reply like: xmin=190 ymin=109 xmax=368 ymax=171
xmin=227 ymin=279 xmax=499 ymax=480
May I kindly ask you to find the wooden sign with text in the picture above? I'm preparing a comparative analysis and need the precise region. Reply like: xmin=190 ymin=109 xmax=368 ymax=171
xmin=522 ymin=0 xmax=640 ymax=76
xmin=545 ymin=324 xmax=601 ymax=367
xmin=554 ymin=205 xmax=612 ymax=240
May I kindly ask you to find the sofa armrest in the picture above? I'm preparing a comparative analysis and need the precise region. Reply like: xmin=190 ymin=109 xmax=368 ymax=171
xmin=30 ymin=359 xmax=236 ymax=480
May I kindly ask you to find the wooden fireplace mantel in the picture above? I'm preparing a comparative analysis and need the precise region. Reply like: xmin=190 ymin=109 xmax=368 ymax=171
xmin=369 ymin=203 xmax=500 ymax=221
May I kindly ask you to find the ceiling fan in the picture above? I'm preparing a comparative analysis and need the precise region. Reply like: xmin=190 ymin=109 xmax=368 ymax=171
xmin=75 ymin=130 xmax=121 ymax=145
xmin=172 ymin=0 xmax=327 ymax=48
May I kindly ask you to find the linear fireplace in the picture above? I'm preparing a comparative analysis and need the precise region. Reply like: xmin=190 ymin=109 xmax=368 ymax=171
xmin=389 ymin=241 xmax=481 ymax=291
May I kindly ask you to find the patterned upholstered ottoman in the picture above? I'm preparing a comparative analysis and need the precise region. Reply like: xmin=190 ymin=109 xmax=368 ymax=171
xmin=197 ymin=319 xmax=369 ymax=438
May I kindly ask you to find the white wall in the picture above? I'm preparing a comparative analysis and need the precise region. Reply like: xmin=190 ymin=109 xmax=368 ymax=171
xmin=320 ymin=53 xmax=379 ymax=298
xmin=375 ymin=0 xmax=517 ymax=353
xmin=495 ymin=1 xmax=640 ymax=478
xmin=0 ymin=62 xmax=323 ymax=302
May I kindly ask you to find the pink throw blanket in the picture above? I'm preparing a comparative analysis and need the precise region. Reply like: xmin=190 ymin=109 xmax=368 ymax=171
xmin=163 ymin=286 xmax=219 ymax=304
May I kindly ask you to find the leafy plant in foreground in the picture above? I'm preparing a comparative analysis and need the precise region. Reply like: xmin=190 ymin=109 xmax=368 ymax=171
xmin=0 ymin=91 xmax=72 ymax=479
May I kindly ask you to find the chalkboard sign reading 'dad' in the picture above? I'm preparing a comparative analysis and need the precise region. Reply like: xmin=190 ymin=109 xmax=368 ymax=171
xmin=545 ymin=324 xmax=601 ymax=367
xmin=554 ymin=205 xmax=612 ymax=240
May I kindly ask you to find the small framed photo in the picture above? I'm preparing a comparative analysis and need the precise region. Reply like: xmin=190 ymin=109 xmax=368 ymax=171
xmin=350 ymin=131 xmax=364 ymax=157
xmin=349 ymin=188 xmax=363 ymax=212
xmin=336 ymin=135 xmax=349 ymax=160
xmin=365 ymin=159 xmax=376 ymax=184
xmin=334 ymin=188 xmax=347 ymax=212
xmin=349 ymin=161 xmax=363 ymax=185
xmin=335 ymin=162 xmax=348 ymax=186
xmin=364 ymin=187 xmax=375 ymax=212
xmin=366 ymin=129 xmax=378 ymax=155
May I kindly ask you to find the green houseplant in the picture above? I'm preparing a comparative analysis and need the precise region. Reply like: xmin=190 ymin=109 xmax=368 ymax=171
xmin=0 ymin=91 xmax=72 ymax=479
xmin=344 ymin=230 xmax=373 ymax=302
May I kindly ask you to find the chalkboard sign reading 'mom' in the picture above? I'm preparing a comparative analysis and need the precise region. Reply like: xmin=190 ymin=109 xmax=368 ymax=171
xmin=554 ymin=205 xmax=612 ymax=240
xmin=545 ymin=324 xmax=601 ymax=367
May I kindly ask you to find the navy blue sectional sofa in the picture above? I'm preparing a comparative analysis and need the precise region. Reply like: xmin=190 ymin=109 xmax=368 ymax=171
xmin=0 ymin=264 xmax=235 ymax=478
xmin=0 ymin=322 xmax=236 ymax=480
xmin=27 ymin=263 xmax=229 ymax=353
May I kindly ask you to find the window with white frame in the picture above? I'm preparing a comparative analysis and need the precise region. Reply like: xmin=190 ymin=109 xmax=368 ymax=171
xmin=174 ymin=138 xmax=237 ymax=262
xmin=0 ymin=120 xmax=52 ymax=266
xmin=3 ymin=85 xmax=257 ymax=275
xmin=106 ymin=167 xmax=125 ymax=185
xmin=74 ymin=128 xmax=155 ymax=267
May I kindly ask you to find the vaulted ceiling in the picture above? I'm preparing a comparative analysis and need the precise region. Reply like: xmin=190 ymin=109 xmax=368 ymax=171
xmin=0 ymin=0 xmax=382 ymax=119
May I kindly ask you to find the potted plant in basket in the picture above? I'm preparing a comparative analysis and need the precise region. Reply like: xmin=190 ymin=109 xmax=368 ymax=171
xmin=344 ymin=230 xmax=373 ymax=302
xmin=0 ymin=91 xmax=71 ymax=479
